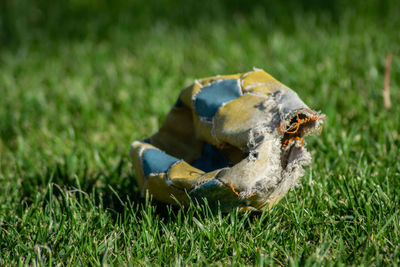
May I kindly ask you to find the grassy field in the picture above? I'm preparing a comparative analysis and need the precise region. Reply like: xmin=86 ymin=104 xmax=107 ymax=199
xmin=1 ymin=0 xmax=399 ymax=265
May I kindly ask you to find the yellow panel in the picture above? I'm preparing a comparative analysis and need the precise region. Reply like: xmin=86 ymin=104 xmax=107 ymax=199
xmin=179 ymin=82 xmax=202 ymax=108
xmin=192 ymin=113 xmax=218 ymax=146
xmin=241 ymin=70 xmax=282 ymax=95
xmin=144 ymin=173 xmax=189 ymax=205
xmin=151 ymin=105 xmax=203 ymax=163
xmin=200 ymin=169 xmax=220 ymax=180
xmin=241 ymin=69 xmax=276 ymax=88
xmin=213 ymin=94 xmax=268 ymax=149
xmin=130 ymin=141 xmax=154 ymax=190
xmin=250 ymin=81 xmax=288 ymax=95
xmin=168 ymin=161 xmax=204 ymax=190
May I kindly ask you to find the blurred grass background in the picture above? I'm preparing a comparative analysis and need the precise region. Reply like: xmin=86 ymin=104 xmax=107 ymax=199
xmin=0 ymin=0 xmax=399 ymax=265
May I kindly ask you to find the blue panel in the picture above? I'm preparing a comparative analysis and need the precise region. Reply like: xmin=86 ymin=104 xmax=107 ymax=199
xmin=192 ymin=143 xmax=229 ymax=172
xmin=142 ymin=149 xmax=180 ymax=176
xmin=192 ymin=179 xmax=221 ymax=193
xmin=194 ymin=79 xmax=242 ymax=118
xmin=189 ymin=179 xmax=242 ymax=211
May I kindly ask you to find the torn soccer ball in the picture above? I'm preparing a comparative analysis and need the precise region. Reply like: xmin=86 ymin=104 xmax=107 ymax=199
xmin=130 ymin=68 xmax=324 ymax=211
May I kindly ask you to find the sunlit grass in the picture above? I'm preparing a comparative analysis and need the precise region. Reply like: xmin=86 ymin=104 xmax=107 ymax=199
xmin=0 ymin=1 xmax=399 ymax=265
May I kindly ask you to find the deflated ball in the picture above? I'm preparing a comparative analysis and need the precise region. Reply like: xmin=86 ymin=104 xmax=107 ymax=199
xmin=130 ymin=68 xmax=324 ymax=211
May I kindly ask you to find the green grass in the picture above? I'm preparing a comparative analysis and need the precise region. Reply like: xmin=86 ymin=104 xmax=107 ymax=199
xmin=1 ymin=0 xmax=400 ymax=265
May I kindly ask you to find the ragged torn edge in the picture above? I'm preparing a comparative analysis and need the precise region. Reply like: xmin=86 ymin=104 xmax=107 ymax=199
xmin=233 ymin=93 xmax=325 ymax=208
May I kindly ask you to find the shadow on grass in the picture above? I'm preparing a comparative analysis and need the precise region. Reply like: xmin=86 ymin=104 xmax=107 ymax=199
xmin=16 ymin=154 xmax=202 ymax=221
xmin=17 ymin=152 xmax=268 ymax=224
xmin=18 ymin=156 xmax=139 ymax=211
